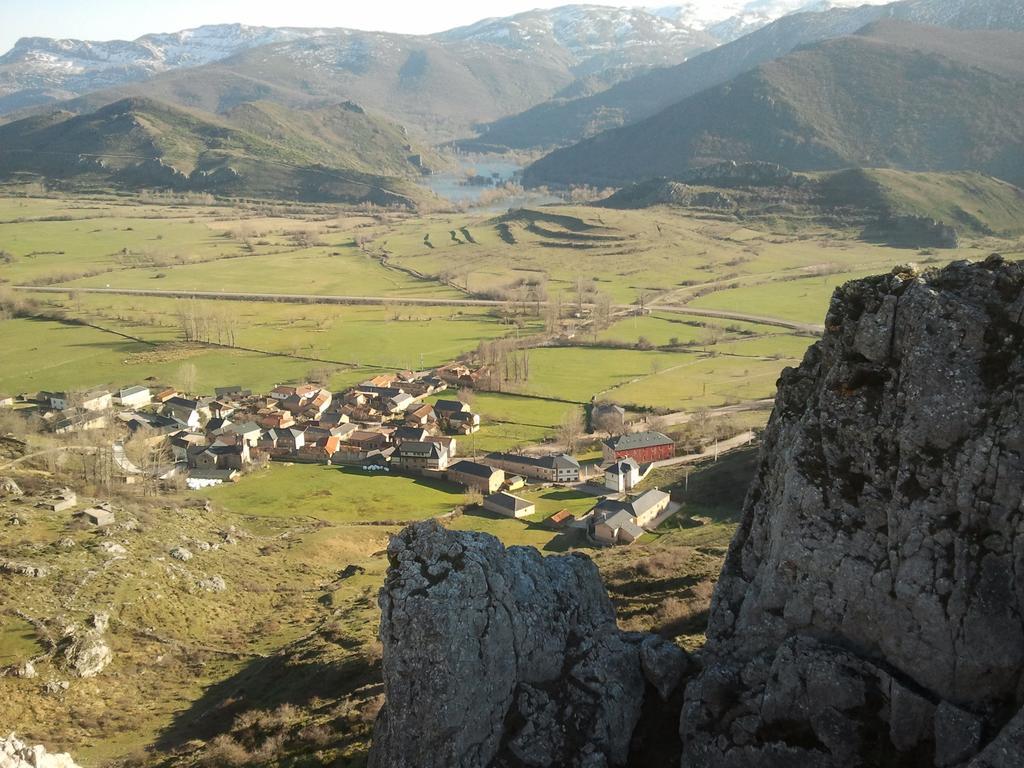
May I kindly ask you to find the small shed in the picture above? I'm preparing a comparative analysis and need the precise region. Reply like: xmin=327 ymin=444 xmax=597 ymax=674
xmin=81 ymin=504 xmax=115 ymax=527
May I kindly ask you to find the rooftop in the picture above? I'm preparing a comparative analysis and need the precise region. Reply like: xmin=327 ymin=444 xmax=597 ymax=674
xmin=605 ymin=431 xmax=673 ymax=451
xmin=485 ymin=492 xmax=534 ymax=513
xmin=449 ymin=460 xmax=500 ymax=478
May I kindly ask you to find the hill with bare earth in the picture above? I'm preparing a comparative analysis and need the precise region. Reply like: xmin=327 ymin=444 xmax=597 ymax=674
xmin=523 ymin=23 xmax=1024 ymax=189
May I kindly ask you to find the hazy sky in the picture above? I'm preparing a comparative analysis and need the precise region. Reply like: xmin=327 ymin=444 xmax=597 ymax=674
xmin=0 ymin=0 xmax=671 ymax=53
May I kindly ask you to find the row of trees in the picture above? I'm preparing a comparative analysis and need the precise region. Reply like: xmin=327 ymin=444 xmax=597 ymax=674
xmin=474 ymin=339 xmax=532 ymax=391
xmin=177 ymin=301 xmax=242 ymax=346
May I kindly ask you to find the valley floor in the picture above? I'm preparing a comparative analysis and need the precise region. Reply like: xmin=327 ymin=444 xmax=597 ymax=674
xmin=1 ymin=190 xmax=1021 ymax=766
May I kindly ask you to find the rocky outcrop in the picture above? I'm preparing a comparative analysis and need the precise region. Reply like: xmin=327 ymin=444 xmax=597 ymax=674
xmin=0 ymin=477 xmax=23 ymax=497
xmin=368 ymin=521 xmax=688 ymax=768
xmin=863 ymin=214 xmax=960 ymax=249
xmin=0 ymin=734 xmax=81 ymax=768
xmin=681 ymin=161 xmax=802 ymax=189
xmin=0 ymin=560 xmax=48 ymax=578
xmin=598 ymin=178 xmax=737 ymax=211
xmin=370 ymin=257 xmax=1024 ymax=767
xmin=59 ymin=613 xmax=112 ymax=678
xmin=684 ymin=256 xmax=1024 ymax=766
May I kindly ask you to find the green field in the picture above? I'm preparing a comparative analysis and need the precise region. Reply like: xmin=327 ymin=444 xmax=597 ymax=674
xmin=4 ymin=192 xmax=1016 ymax=415
xmin=205 ymin=464 xmax=467 ymax=522
xmin=0 ymin=316 xmax=325 ymax=395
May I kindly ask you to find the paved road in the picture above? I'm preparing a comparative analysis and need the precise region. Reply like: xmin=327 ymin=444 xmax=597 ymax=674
xmin=652 ymin=430 xmax=757 ymax=468
xmin=14 ymin=285 xmax=824 ymax=334
xmin=643 ymin=399 xmax=776 ymax=428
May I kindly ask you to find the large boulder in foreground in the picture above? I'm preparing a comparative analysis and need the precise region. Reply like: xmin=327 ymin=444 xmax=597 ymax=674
xmin=369 ymin=257 xmax=1024 ymax=767
xmin=368 ymin=521 xmax=686 ymax=768
xmin=686 ymin=256 xmax=1024 ymax=767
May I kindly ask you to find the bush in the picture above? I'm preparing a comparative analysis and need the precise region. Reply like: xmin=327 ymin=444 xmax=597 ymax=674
xmin=201 ymin=735 xmax=250 ymax=767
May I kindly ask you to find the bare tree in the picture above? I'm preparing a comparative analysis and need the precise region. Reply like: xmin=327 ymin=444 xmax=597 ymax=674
xmin=558 ymin=408 xmax=585 ymax=454
xmin=124 ymin=426 xmax=172 ymax=497
xmin=593 ymin=407 xmax=625 ymax=438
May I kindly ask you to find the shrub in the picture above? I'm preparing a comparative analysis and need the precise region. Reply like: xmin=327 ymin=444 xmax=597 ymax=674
xmin=201 ymin=735 xmax=250 ymax=767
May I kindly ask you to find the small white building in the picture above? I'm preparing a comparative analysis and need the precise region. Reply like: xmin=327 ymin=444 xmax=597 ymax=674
xmin=117 ymin=386 xmax=152 ymax=408
xmin=483 ymin=492 xmax=536 ymax=519
xmin=605 ymin=458 xmax=641 ymax=493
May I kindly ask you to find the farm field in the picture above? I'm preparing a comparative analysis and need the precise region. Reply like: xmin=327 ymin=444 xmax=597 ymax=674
xmin=0 ymin=316 xmax=316 ymax=395
xmin=5 ymin=192 xmax=1017 ymax=426
xmin=31 ymin=292 xmax=534 ymax=374
xmin=205 ymin=464 xmax=468 ymax=521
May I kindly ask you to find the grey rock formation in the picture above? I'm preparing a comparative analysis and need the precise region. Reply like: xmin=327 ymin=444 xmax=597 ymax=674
xmin=0 ymin=477 xmax=23 ymax=497
xmin=0 ymin=734 xmax=81 ymax=768
xmin=0 ymin=560 xmax=48 ymax=578
xmin=59 ymin=614 xmax=112 ymax=678
xmin=370 ymin=257 xmax=1024 ymax=767
xmin=368 ymin=520 xmax=685 ymax=768
xmin=684 ymin=256 xmax=1024 ymax=767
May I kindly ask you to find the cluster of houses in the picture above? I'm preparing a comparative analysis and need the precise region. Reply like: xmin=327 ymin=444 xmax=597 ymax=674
xmin=5 ymin=372 xmax=683 ymax=545
xmin=8 ymin=370 xmax=489 ymax=488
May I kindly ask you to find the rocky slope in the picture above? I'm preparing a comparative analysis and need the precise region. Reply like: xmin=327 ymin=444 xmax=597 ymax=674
xmin=369 ymin=256 xmax=1024 ymax=766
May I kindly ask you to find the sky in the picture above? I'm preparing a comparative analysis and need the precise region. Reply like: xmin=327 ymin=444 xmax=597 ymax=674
xmin=0 ymin=0 xmax=690 ymax=54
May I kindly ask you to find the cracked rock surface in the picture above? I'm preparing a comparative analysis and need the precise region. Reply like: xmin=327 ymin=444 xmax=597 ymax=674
xmin=369 ymin=258 xmax=1024 ymax=767
xmin=367 ymin=520 xmax=681 ymax=768
xmin=687 ymin=257 xmax=1024 ymax=767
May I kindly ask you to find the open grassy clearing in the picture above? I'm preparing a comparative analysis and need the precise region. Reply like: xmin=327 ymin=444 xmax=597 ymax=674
xmin=65 ymin=246 xmax=462 ymax=299
xmin=595 ymin=312 xmax=778 ymax=347
xmin=0 ymin=316 xmax=324 ymax=395
xmin=205 ymin=464 xmax=468 ymax=522
xmin=43 ymin=292 xmax=534 ymax=373
xmin=443 ymin=392 xmax=576 ymax=453
xmin=609 ymin=353 xmax=800 ymax=411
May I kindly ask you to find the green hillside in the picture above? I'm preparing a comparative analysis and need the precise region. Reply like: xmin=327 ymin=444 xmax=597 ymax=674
xmin=524 ymin=27 xmax=1024 ymax=189
xmin=0 ymin=97 xmax=426 ymax=206
xmin=819 ymin=168 xmax=1024 ymax=236
xmin=600 ymin=167 xmax=1024 ymax=239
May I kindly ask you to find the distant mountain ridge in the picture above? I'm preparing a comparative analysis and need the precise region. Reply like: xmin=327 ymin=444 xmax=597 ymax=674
xmin=473 ymin=0 xmax=1024 ymax=151
xmin=0 ymin=24 xmax=335 ymax=114
xmin=0 ymin=6 xmax=718 ymax=126
xmin=523 ymin=21 xmax=1024 ymax=188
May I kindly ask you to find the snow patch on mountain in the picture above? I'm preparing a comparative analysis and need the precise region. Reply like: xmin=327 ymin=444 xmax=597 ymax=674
xmin=650 ymin=0 xmax=893 ymax=40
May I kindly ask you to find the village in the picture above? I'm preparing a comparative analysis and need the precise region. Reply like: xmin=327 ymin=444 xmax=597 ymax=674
xmin=0 ymin=364 xmax=695 ymax=547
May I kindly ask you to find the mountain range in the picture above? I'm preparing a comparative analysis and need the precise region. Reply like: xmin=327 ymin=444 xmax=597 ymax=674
xmin=0 ymin=6 xmax=722 ymax=130
xmin=523 ymin=19 xmax=1024 ymax=187
xmin=472 ymin=0 xmax=1024 ymax=151
xmin=0 ymin=0 xmax=1022 ymax=204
